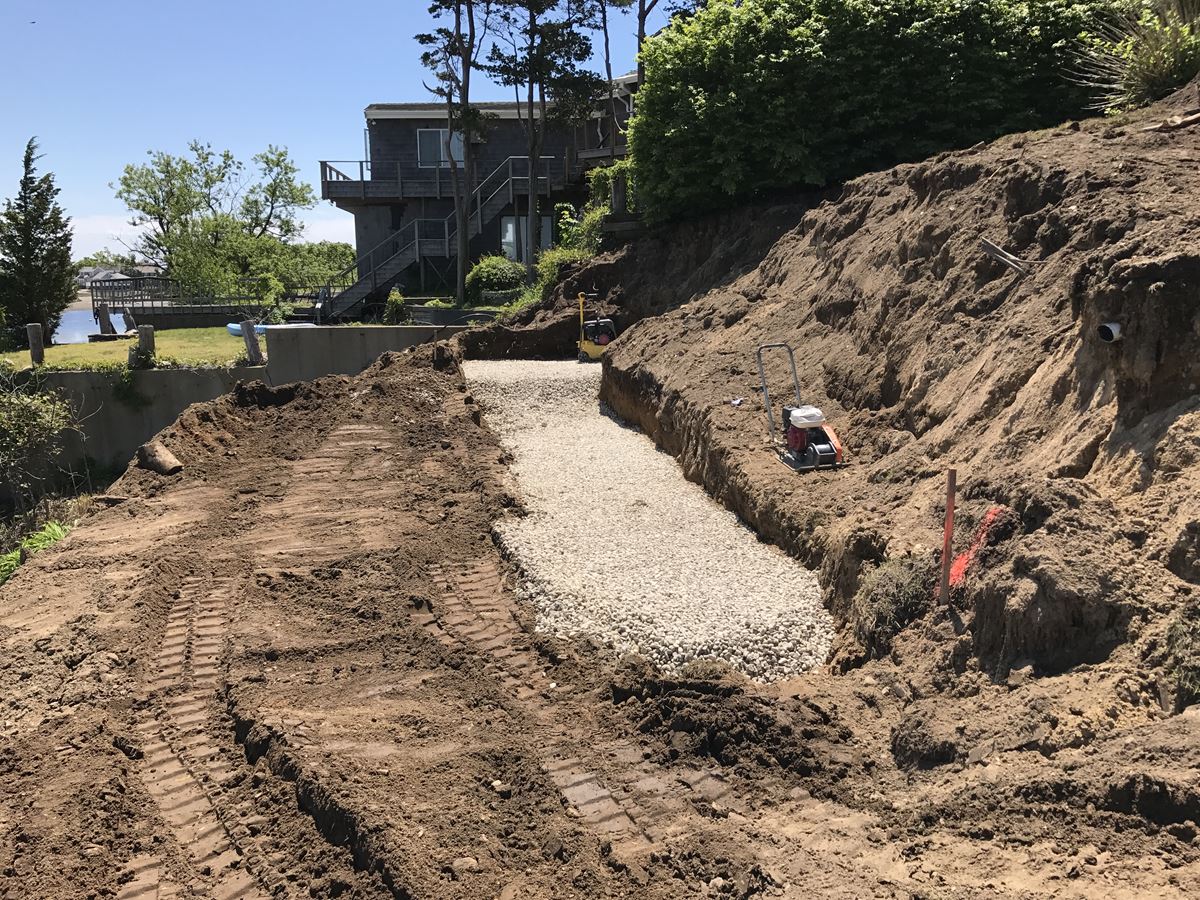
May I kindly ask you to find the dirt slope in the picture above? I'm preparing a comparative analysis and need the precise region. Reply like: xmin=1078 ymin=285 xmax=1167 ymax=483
xmin=457 ymin=81 xmax=1200 ymax=890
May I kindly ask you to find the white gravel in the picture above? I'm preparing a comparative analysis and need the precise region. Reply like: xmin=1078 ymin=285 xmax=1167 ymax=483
xmin=462 ymin=360 xmax=833 ymax=682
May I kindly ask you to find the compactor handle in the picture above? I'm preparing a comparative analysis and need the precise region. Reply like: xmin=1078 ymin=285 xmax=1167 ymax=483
xmin=756 ymin=343 xmax=802 ymax=444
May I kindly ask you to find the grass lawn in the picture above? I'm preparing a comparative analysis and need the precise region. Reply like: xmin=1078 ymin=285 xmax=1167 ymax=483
xmin=3 ymin=327 xmax=247 ymax=370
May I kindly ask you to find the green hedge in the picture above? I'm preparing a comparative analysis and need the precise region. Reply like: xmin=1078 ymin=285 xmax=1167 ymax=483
xmin=465 ymin=255 xmax=526 ymax=305
xmin=630 ymin=0 xmax=1113 ymax=221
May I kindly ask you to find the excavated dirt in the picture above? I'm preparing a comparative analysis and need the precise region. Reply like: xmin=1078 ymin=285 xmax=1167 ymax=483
xmin=5 ymin=86 xmax=1200 ymax=899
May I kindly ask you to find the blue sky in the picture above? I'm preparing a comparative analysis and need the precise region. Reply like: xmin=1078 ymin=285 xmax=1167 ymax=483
xmin=0 ymin=0 xmax=665 ymax=257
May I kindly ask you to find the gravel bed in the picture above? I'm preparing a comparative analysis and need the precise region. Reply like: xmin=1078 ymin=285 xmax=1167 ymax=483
xmin=462 ymin=360 xmax=833 ymax=682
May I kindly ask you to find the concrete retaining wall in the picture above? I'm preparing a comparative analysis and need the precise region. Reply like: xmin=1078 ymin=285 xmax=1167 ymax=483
xmin=41 ymin=325 xmax=459 ymax=473
xmin=264 ymin=325 xmax=464 ymax=384
xmin=43 ymin=367 xmax=266 ymax=471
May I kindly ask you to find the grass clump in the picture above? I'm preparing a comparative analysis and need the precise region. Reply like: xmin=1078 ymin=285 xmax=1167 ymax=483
xmin=849 ymin=556 xmax=935 ymax=659
xmin=0 ymin=521 xmax=71 ymax=586
xmin=1167 ymin=594 xmax=1200 ymax=710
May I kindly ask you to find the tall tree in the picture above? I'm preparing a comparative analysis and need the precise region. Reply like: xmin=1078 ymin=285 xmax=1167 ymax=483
xmin=418 ymin=0 xmax=494 ymax=305
xmin=577 ymin=0 xmax=635 ymax=152
xmin=113 ymin=142 xmax=316 ymax=294
xmin=635 ymin=0 xmax=659 ymax=85
xmin=0 ymin=139 xmax=76 ymax=347
xmin=487 ymin=0 xmax=602 ymax=276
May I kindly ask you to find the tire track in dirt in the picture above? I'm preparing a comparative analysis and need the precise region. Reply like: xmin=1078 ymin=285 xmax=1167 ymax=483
xmin=120 ymin=573 xmax=266 ymax=899
xmin=418 ymin=557 xmax=741 ymax=856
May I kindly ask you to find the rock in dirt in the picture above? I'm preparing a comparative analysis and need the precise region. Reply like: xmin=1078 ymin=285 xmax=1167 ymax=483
xmin=449 ymin=856 xmax=479 ymax=878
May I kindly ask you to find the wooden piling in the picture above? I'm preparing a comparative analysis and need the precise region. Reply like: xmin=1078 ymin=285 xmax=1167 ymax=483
xmin=26 ymin=323 xmax=44 ymax=366
xmin=137 ymin=325 xmax=155 ymax=357
xmin=97 ymin=302 xmax=116 ymax=335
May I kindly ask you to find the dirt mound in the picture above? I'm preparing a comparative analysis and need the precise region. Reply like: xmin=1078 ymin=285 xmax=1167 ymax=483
xmin=551 ymin=83 xmax=1200 ymax=683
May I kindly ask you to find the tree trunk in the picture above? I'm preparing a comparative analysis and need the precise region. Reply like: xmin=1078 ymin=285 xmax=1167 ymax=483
xmin=603 ymin=1 xmax=618 ymax=153
xmin=458 ymin=0 xmax=476 ymax=305
xmin=445 ymin=94 xmax=467 ymax=305
xmin=524 ymin=6 xmax=539 ymax=280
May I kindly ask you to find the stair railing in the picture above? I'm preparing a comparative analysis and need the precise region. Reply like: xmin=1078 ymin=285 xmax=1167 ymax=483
xmin=321 ymin=155 xmax=564 ymax=319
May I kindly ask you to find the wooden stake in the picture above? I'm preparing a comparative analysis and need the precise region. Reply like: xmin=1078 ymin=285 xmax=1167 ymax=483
xmin=26 ymin=323 xmax=44 ymax=366
xmin=939 ymin=468 xmax=957 ymax=603
xmin=240 ymin=320 xmax=264 ymax=366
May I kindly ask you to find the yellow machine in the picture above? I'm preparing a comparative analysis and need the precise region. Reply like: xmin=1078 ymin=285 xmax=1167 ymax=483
xmin=576 ymin=292 xmax=617 ymax=362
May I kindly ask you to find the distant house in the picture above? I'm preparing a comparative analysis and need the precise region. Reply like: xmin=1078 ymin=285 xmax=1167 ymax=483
xmin=318 ymin=76 xmax=635 ymax=318
xmin=75 ymin=267 xmax=130 ymax=289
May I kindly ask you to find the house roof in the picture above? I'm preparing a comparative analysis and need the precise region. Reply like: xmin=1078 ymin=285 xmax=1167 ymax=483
xmin=366 ymin=75 xmax=639 ymax=121
xmin=366 ymin=101 xmax=538 ymax=121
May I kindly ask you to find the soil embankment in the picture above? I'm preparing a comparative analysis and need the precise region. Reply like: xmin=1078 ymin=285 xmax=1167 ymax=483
xmin=4 ymin=85 xmax=1200 ymax=899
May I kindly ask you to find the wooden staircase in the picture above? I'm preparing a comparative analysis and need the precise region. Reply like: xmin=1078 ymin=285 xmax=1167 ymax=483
xmin=322 ymin=158 xmax=562 ymax=320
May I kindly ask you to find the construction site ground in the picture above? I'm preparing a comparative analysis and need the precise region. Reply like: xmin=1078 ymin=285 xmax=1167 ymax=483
xmin=5 ymin=82 xmax=1200 ymax=900
xmin=1 ymin=347 xmax=1195 ymax=900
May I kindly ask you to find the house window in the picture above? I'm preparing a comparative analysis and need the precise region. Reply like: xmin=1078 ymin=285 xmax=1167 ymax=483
xmin=501 ymin=215 xmax=552 ymax=262
xmin=417 ymin=129 xmax=464 ymax=168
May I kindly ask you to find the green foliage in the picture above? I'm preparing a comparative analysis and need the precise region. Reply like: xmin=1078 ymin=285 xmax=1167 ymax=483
xmin=113 ymin=141 xmax=333 ymax=297
xmin=1078 ymin=0 xmax=1200 ymax=111
xmin=506 ymin=246 xmax=591 ymax=315
xmin=0 ymin=520 xmax=71 ymax=587
xmin=112 ymin=366 xmax=151 ymax=408
xmin=586 ymin=158 xmax=635 ymax=210
xmin=630 ymin=0 xmax=1113 ymax=221
xmin=423 ymin=298 xmax=458 ymax=309
xmin=0 ymin=139 xmax=76 ymax=345
xmin=1167 ymin=593 xmax=1200 ymax=710
xmin=465 ymin=254 xmax=527 ymax=304
xmin=556 ymin=203 xmax=608 ymax=254
xmin=75 ymin=249 xmax=140 ymax=273
xmin=384 ymin=288 xmax=410 ymax=324
xmin=0 ymin=370 xmax=78 ymax=509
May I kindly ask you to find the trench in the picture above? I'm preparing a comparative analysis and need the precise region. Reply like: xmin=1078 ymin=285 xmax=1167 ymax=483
xmin=461 ymin=359 xmax=833 ymax=682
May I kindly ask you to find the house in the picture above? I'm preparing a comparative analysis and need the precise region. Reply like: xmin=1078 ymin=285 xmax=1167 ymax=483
xmin=76 ymin=268 xmax=130 ymax=288
xmin=318 ymin=78 xmax=635 ymax=319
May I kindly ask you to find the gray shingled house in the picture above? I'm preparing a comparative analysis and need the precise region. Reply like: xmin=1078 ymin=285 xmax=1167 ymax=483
xmin=318 ymin=75 xmax=635 ymax=317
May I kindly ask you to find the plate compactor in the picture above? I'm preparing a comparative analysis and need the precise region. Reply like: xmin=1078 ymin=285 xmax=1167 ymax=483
xmin=577 ymin=292 xmax=617 ymax=362
xmin=756 ymin=343 xmax=844 ymax=472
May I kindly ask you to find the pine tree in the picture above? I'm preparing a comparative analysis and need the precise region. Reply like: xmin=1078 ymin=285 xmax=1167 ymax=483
xmin=0 ymin=139 xmax=76 ymax=347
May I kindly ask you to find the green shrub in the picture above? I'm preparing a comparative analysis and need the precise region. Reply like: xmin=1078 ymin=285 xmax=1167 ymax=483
xmin=465 ymin=254 xmax=526 ymax=305
xmin=506 ymin=247 xmax=591 ymax=316
xmin=383 ymin=288 xmax=409 ymax=324
xmin=557 ymin=203 xmax=608 ymax=255
xmin=423 ymin=298 xmax=457 ymax=309
xmin=1078 ymin=0 xmax=1200 ymax=111
xmin=587 ymin=159 xmax=636 ymax=211
xmin=630 ymin=0 xmax=1113 ymax=222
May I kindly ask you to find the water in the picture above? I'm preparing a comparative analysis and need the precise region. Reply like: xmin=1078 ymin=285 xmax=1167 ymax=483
xmin=53 ymin=309 xmax=96 ymax=345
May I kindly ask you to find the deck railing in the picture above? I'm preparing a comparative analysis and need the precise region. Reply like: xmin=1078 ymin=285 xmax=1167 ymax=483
xmin=319 ymin=154 xmax=566 ymax=201
xmin=89 ymin=277 xmax=322 ymax=320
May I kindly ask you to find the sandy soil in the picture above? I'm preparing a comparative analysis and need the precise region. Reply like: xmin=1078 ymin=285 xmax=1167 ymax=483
xmin=1 ymin=346 xmax=1195 ymax=899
